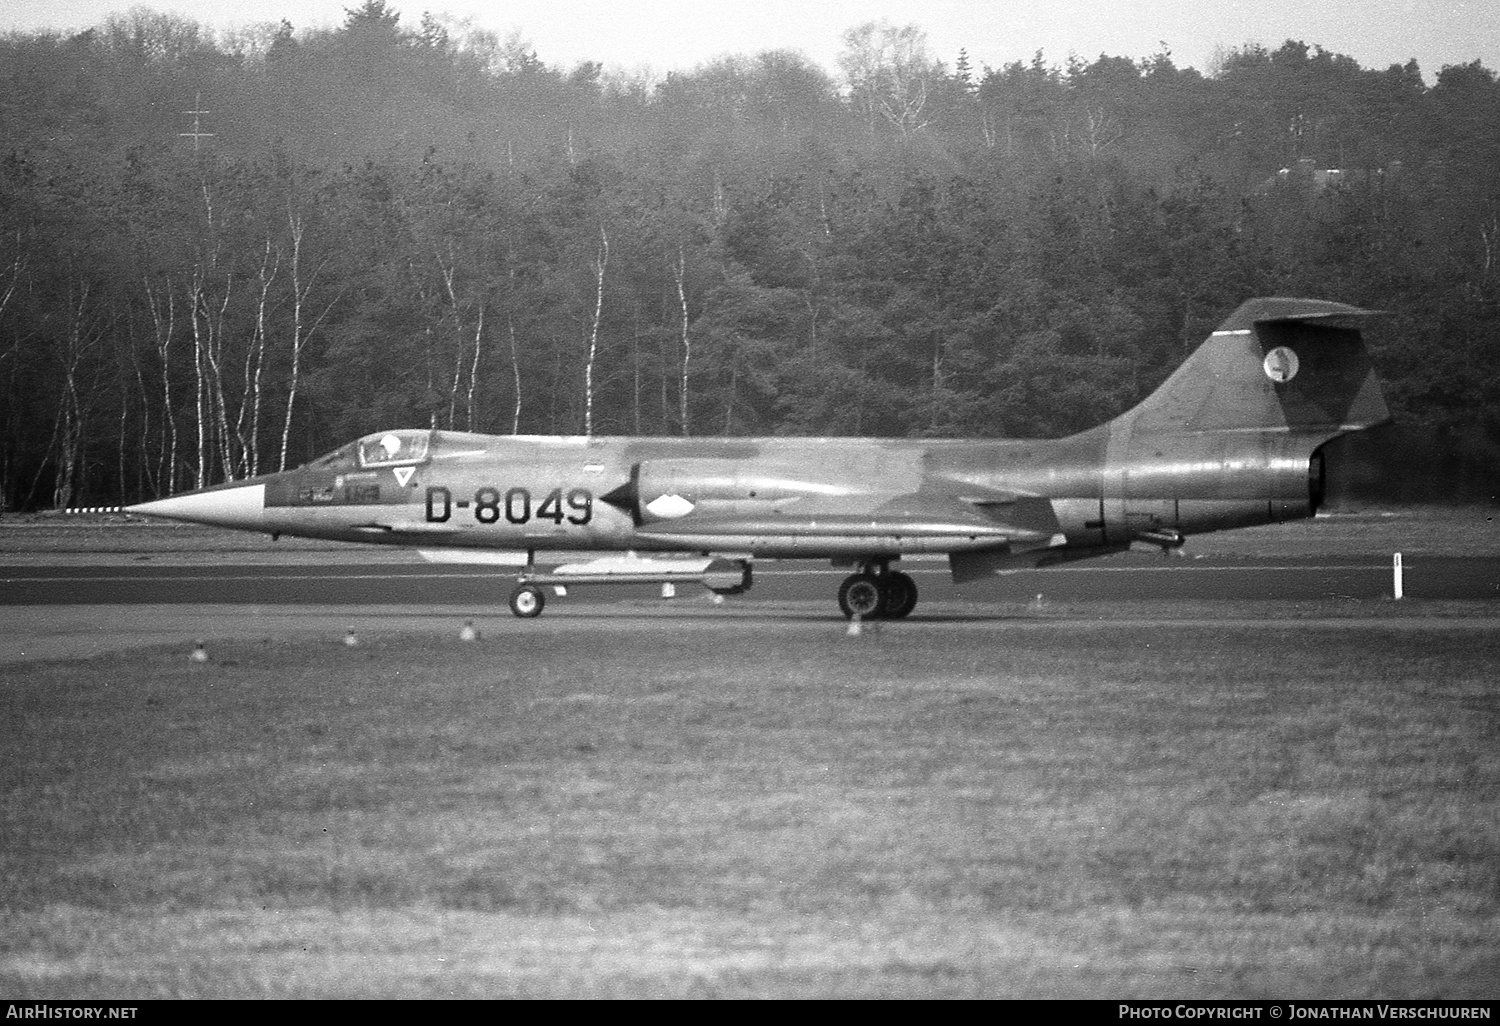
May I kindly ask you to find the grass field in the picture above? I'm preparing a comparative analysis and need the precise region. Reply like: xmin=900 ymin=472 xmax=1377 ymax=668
xmin=2 ymin=615 xmax=1497 ymax=998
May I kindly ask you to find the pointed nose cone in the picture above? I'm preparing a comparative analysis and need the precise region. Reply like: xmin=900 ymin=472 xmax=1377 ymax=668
xmin=126 ymin=483 xmax=266 ymax=530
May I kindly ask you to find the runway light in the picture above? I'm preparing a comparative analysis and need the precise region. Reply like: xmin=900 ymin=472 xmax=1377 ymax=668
xmin=459 ymin=620 xmax=478 ymax=641
xmin=344 ymin=628 xmax=359 ymax=648
xmin=846 ymin=613 xmax=862 ymax=636
xmin=190 ymin=640 xmax=209 ymax=663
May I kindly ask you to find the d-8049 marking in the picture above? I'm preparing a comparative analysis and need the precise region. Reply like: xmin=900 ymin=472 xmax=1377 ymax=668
xmin=424 ymin=486 xmax=594 ymax=526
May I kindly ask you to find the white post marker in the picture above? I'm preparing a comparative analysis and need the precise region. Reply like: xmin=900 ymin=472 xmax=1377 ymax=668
xmin=1393 ymin=552 xmax=1404 ymax=600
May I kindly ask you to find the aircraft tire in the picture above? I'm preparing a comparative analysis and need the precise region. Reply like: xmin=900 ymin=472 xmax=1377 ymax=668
xmin=882 ymin=571 xmax=918 ymax=619
xmin=838 ymin=573 xmax=884 ymax=620
xmin=508 ymin=584 xmax=546 ymax=618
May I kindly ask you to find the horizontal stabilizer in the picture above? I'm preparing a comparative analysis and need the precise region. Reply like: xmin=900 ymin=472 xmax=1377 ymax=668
xmin=1218 ymin=297 xmax=1382 ymax=331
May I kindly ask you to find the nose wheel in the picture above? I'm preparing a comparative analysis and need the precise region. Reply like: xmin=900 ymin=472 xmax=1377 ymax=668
xmin=508 ymin=584 xmax=546 ymax=618
xmin=837 ymin=568 xmax=917 ymax=620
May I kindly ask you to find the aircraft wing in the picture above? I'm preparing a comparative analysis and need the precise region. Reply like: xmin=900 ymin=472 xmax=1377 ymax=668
xmin=636 ymin=488 xmax=1063 ymax=544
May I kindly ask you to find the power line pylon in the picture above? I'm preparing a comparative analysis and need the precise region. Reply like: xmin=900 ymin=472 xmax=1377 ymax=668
xmin=180 ymin=92 xmax=215 ymax=152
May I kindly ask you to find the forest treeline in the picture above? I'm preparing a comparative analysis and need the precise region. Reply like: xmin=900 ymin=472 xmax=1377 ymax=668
xmin=2 ymin=1 xmax=1498 ymax=509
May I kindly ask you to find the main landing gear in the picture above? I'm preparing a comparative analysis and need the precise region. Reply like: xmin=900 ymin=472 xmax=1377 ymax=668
xmin=837 ymin=564 xmax=918 ymax=620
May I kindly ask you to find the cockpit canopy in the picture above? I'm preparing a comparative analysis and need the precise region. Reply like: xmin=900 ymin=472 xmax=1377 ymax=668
xmin=356 ymin=430 xmax=430 ymax=467
xmin=302 ymin=430 xmax=432 ymax=472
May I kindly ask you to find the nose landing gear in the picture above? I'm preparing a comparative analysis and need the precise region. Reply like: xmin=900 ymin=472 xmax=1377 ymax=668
xmin=836 ymin=564 xmax=918 ymax=620
xmin=508 ymin=583 xmax=546 ymax=618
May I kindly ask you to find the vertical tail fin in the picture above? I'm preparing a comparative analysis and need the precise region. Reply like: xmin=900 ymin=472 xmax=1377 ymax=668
xmin=1125 ymin=297 xmax=1390 ymax=438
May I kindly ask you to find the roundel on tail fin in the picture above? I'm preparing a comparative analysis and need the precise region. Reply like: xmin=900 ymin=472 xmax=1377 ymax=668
xmin=1262 ymin=346 xmax=1299 ymax=383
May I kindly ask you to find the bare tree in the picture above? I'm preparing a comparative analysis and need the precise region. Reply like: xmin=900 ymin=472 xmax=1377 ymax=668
xmin=242 ymin=239 xmax=279 ymax=477
xmin=583 ymin=225 xmax=607 ymax=436
xmin=506 ymin=314 xmax=523 ymax=434
xmin=838 ymin=21 xmax=936 ymax=139
xmin=186 ymin=262 xmax=236 ymax=486
xmin=673 ymin=243 xmax=691 ymax=435
xmin=278 ymin=209 xmax=337 ymax=471
xmin=432 ymin=242 xmax=487 ymax=431
xmin=143 ymin=279 xmax=180 ymax=494
xmin=0 ymin=243 xmax=24 ymax=509
xmin=47 ymin=273 xmax=108 ymax=508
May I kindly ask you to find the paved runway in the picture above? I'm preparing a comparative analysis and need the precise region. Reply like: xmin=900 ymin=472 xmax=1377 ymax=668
xmin=4 ymin=553 xmax=1497 ymax=605
xmin=2 ymin=552 xmax=1496 ymax=664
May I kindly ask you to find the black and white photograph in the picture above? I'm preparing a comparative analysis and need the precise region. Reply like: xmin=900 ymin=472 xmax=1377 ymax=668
xmin=1 ymin=0 xmax=1497 ymax=1001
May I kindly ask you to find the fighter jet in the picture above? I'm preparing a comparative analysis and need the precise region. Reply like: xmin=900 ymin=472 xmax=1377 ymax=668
xmin=127 ymin=297 xmax=1390 ymax=619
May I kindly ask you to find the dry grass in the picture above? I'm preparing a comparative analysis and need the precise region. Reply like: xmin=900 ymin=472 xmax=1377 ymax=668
xmin=2 ymin=617 xmax=1497 ymax=997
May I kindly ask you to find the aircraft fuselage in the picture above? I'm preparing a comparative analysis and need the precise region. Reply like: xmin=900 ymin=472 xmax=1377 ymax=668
xmin=126 ymin=297 xmax=1392 ymax=619
xmin=228 ymin=427 xmax=1322 ymax=559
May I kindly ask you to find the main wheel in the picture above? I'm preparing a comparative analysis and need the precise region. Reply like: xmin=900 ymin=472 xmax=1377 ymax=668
xmin=881 ymin=571 xmax=918 ymax=619
xmin=838 ymin=573 xmax=884 ymax=620
xmin=508 ymin=584 xmax=545 ymax=618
